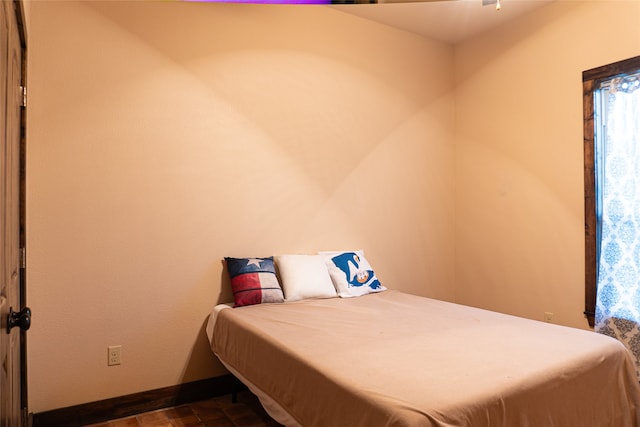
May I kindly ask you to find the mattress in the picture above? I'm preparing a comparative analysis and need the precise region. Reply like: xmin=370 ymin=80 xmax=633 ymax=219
xmin=207 ymin=290 xmax=640 ymax=427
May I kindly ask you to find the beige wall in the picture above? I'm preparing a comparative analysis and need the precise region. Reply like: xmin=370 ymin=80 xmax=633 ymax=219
xmin=27 ymin=0 xmax=640 ymax=415
xmin=26 ymin=1 xmax=455 ymax=412
xmin=455 ymin=0 xmax=640 ymax=329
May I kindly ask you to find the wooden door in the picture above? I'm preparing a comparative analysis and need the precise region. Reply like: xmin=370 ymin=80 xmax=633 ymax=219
xmin=0 ymin=1 xmax=26 ymax=426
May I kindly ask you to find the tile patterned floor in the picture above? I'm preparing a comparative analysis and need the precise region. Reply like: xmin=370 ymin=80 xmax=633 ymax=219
xmin=83 ymin=390 xmax=282 ymax=427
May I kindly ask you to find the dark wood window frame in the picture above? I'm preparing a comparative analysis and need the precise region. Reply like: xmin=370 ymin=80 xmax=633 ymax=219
xmin=583 ymin=55 xmax=640 ymax=328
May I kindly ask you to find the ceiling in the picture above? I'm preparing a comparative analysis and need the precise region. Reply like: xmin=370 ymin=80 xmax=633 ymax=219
xmin=330 ymin=0 xmax=556 ymax=44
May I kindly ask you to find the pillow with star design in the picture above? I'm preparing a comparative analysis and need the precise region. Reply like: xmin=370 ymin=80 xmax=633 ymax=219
xmin=225 ymin=256 xmax=285 ymax=307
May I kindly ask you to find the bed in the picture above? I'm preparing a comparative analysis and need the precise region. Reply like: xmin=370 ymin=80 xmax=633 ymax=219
xmin=206 ymin=254 xmax=640 ymax=426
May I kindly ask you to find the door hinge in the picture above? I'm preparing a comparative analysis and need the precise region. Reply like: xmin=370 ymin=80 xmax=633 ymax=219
xmin=19 ymin=247 xmax=26 ymax=269
xmin=20 ymin=85 xmax=26 ymax=108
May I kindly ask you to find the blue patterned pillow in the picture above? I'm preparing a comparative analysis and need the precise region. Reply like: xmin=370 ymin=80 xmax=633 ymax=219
xmin=324 ymin=250 xmax=386 ymax=297
xmin=225 ymin=257 xmax=284 ymax=307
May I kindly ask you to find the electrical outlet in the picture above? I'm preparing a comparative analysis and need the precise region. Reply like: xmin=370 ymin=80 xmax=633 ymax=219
xmin=108 ymin=345 xmax=122 ymax=366
xmin=544 ymin=312 xmax=554 ymax=323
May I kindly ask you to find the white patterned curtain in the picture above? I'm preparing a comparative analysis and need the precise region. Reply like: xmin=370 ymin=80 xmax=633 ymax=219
xmin=595 ymin=72 xmax=640 ymax=378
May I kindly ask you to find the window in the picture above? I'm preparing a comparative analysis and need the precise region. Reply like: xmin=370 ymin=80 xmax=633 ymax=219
xmin=583 ymin=57 xmax=640 ymax=327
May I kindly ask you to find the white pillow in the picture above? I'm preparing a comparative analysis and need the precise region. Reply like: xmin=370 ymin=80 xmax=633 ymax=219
xmin=275 ymin=254 xmax=337 ymax=302
xmin=322 ymin=250 xmax=386 ymax=298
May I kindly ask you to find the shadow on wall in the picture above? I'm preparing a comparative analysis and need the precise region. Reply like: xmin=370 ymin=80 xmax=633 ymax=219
xmin=81 ymin=1 xmax=453 ymax=198
xmin=180 ymin=260 xmax=234 ymax=384
xmin=181 ymin=316 xmax=228 ymax=384
xmin=217 ymin=259 xmax=234 ymax=305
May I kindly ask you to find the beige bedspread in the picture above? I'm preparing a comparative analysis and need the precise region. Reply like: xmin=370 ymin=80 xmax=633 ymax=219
xmin=210 ymin=290 xmax=640 ymax=427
